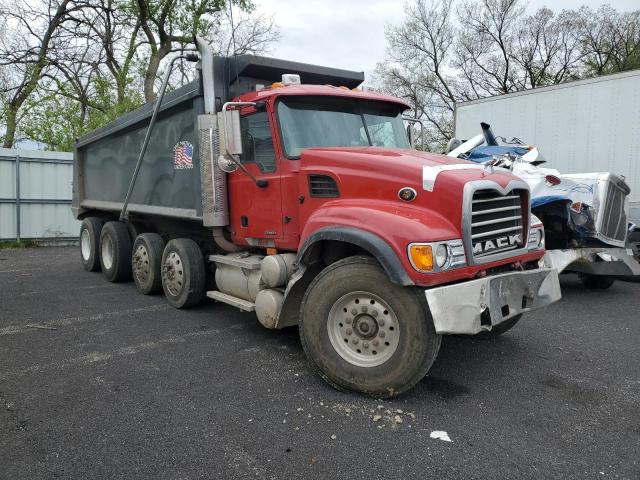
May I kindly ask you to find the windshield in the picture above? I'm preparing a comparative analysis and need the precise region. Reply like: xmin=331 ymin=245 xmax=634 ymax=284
xmin=277 ymin=96 xmax=410 ymax=158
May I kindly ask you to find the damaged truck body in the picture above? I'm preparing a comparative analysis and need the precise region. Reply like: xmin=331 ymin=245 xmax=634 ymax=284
xmin=72 ymin=37 xmax=560 ymax=397
xmin=446 ymin=123 xmax=640 ymax=290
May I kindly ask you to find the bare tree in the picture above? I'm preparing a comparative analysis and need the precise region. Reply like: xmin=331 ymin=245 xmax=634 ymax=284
xmin=512 ymin=8 xmax=582 ymax=89
xmin=375 ymin=0 xmax=459 ymax=150
xmin=66 ymin=0 xmax=143 ymax=108
xmin=209 ymin=8 xmax=279 ymax=56
xmin=455 ymin=0 xmax=525 ymax=96
xmin=0 ymin=0 xmax=83 ymax=148
xmin=133 ymin=0 xmax=255 ymax=102
xmin=577 ymin=5 xmax=640 ymax=76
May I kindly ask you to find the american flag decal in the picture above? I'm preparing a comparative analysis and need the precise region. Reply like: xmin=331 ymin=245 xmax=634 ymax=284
xmin=173 ymin=141 xmax=194 ymax=170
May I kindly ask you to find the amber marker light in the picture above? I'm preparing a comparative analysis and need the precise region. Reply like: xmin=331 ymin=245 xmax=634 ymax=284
xmin=408 ymin=244 xmax=433 ymax=272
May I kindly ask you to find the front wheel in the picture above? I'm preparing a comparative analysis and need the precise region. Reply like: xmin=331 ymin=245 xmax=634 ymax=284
xmin=578 ymin=273 xmax=615 ymax=290
xmin=299 ymin=256 xmax=441 ymax=398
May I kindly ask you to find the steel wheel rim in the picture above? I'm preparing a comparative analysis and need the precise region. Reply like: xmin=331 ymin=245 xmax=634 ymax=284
xmin=101 ymin=235 xmax=114 ymax=270
xmin=327 ymin=290 xmax=400 ymax=368
xmin=162 ymin=251 xmax=184 ymax=297
xmin=132 ymin=244 xmax=150 ymax=284
xmin=80 ymin=229 xmax=91 ymax=261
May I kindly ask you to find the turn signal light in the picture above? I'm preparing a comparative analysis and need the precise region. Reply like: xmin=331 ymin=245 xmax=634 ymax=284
xmin=409 ymin=245 xmax=433 ymax=272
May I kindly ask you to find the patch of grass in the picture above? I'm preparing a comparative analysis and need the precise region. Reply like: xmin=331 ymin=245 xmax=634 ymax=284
xmin=0 ymin=239 xmax=38 ymax=249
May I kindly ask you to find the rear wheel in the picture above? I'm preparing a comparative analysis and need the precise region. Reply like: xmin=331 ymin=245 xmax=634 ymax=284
xmin=161 ymin=238 xmax=205 ymax=309
xmin=132 ymin=233 xmax=165 ymax=294
xmin=79 ymin=217 xmax=104 ymax=271
xmin=476 ymin=314 xmax=522 ymax=339
xmin=299 ymin=256 xmax=441 ymax=398
xmin=99 ymin=221 xmax=132 ymax=282
xmin=579 ymin=273 xmax=615 ymax=290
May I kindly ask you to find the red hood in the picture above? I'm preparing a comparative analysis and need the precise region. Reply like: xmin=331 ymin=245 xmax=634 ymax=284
xmin=299 ymin=146 xmax=518 ymax=191
xmin=296 ymin=146 xmax=537 ymax=287
xmin=301 ymin=146 xmax=464 ymax=169
xmin=298 ymin=146 xmax=524 ymax=238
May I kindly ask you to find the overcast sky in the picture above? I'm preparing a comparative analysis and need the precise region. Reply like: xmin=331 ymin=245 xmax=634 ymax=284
xmin=255 ymin=0 xmax=639 ymax=82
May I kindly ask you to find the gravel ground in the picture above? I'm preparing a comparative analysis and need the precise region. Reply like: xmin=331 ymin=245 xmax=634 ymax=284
xmin=1 ymin=246 xmax=638 ymax=479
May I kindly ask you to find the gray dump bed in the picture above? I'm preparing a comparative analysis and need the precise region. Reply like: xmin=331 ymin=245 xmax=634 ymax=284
xmin=72 ymin=54 xmax=363 ymax=224
xmin=73 ymin=81 xmax=205 ymax=221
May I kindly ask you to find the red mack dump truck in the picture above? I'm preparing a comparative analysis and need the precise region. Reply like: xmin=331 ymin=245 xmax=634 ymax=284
xmin=72 ymin=37 xmax=561 ymax=397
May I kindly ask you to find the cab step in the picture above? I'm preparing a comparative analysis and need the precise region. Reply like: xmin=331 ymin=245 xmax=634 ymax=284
xmin=209 ymin=254 xmax=261 ymax=270
xmin=206 ymin=290 xmax=256 ymax=312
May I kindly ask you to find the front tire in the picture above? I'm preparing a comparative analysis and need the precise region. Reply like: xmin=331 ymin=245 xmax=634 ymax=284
xmin=579 ymin=273 xmax=615 ymax=290
xmin=79 ymin=217 xmax=104 ymax=272
xmin=99 ymin=221 xmax=132 ymax=282
xmin=299 ymin=256 xmax=441 ymax=398
xmin=161 ymin=238 xmax=205 ymax=309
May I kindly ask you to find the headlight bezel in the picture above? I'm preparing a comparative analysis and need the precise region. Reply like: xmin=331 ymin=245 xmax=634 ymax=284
xmin=528 ymin=214 xmax=545 ymax=251
xmin=408 ymin=239 xmax=466 ymax=273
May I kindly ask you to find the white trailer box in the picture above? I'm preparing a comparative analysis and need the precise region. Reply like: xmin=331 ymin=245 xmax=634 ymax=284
xmin=454 ymin=70 xmax=640 ymax=223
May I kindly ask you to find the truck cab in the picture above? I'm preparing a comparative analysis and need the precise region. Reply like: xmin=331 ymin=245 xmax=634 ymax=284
xmin=72 ymin=37 xmax=561 ymax=397
xmin=224 ymin=83 xmax=548 ymax=287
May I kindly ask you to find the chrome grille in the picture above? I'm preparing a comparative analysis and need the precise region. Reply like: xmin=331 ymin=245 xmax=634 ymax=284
xmin=470 ymin=189 xmax=526 ymax=258
xmin=598 ymin=179 xmax=627 ymax=242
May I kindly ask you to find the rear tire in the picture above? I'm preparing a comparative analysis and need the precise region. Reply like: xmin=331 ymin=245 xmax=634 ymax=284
xmin=79 ymin=217 xmax=104 ymax=272
xmin=579 ymin=274 xmax=615 ymax=290
xmin=99 ymin=221 xmax=132 ymax=282
xmin=161 ymin=238 xmax=205 ymax=309
xmin=299 ymin=256 xmax=441 ymax=398
xmin=476 ymin=314 xmax=522 ymax=339
xmin=132 ymin=233 xmax=165 ymax=294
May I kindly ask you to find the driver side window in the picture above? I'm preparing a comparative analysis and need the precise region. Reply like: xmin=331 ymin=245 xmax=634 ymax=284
xmin=240 ymin=111 xmax=276 ymax=173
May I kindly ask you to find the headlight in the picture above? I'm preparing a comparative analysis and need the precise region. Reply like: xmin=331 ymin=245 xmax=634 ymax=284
xmin=569 ymin=202 xmax=595 ymax=231
xmin=435 ymin=243 xmax=448 ymax=268
xmin=408 ymin=240 xmax=465 ymax=273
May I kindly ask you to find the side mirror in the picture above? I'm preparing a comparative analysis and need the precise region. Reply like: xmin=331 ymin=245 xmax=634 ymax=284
xmin=406 ymin=124 xmax=414 ymax=148
xmin=223 ymin=109 xmax=243 ymax=156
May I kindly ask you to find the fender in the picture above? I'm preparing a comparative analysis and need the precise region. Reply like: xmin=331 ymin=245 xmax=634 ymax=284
xmin=531 ymin=195 xmax=571 ymax=209
xmin=298 ymin=226 xmax=413 ymax=286
xmin=297 ymin=200 xmax=461 ymax=286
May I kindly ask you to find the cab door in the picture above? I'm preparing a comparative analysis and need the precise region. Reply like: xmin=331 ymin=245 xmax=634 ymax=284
xmin=227 ymin=110 xmax=283 ymax=246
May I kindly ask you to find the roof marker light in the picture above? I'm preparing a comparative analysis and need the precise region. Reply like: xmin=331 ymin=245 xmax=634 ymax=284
xmin=281 ymin=74 xmax=301 ymax=85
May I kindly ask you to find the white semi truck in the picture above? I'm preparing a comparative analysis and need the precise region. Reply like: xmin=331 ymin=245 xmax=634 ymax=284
xmin=454 ymin=69 xmax=640 ymax=224
xmin=452 ymin=71 xmax=640 ymax=287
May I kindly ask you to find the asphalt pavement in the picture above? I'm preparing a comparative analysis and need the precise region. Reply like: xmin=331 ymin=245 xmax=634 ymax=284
xmin=1 ymin=247 xmax=638 ymax=479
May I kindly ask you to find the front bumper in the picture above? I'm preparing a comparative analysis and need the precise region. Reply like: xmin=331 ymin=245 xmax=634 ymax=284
xmin=425 ymin=268 xmax=561 ymax=334
xmin=544 ymin=247 xmax=640 ymax=277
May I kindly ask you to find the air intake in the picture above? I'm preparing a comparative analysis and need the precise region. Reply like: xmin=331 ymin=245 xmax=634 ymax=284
xmin=309 ymin=174 xmax=339 ymax=198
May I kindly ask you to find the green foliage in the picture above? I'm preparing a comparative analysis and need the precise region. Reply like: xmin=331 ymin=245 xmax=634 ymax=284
xmin=22 ymin=74 xmax=144 ymax=151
